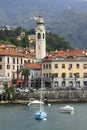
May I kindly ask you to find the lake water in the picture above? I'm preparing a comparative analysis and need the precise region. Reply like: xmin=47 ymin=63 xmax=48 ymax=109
xmin=0 ymin=103 xmax=87 ymax=130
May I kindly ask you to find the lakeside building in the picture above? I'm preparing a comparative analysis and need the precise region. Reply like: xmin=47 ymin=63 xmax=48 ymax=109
xmin=0 ymin=48 xmax=30 ymax=87
xmin=28 ymin=35 xmax=36 ymax=43
xmin=25 ymin=63 xmax=42 ymax=89
xmin=42 ymin=50 xmax=87 ymax=89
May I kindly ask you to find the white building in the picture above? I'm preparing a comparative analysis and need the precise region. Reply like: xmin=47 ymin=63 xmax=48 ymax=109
xmin=0 ymin=49 xmax=26 ymax=86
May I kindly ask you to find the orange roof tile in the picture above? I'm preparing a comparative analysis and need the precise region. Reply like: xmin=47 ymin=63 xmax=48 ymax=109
xmin=42 ymin=50 xmax=87 ymax=61
xmin=25 ymin=63 xmax=42 ymax=70
xmin=0 ymin=49 xmax=25 ymax=57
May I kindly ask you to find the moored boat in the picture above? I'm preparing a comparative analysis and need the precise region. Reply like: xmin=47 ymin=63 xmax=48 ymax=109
xmin=59 ymin=105 xmax=74 ymax=113
xmin=28 ymin=100 xmax=44 ymax=106
xmin=35 ymin=111 xmax=47 ymax=120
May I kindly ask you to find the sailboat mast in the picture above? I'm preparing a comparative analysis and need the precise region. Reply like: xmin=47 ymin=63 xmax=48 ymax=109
xmin=40 ymin=76 xmax=43 ymax=112
xmin=41 ymin=76 xmax=43 ymax=101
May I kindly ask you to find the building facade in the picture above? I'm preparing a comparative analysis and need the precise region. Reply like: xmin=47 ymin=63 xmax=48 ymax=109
xmin=25 ymin=63 xmax=42 ymax=89
xmin=42 ymin=50 xmax=87 ymax=89
xmin=0 ymin=49 xmax=26 ymax=86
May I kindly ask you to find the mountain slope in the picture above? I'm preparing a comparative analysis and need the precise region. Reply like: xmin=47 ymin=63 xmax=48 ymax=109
xmin=0 ymin=0 xmax=87 ymax=49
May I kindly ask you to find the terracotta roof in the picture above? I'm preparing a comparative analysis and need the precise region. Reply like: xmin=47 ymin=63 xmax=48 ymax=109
xmin=25 ymin=53 xmax=36 ymax=58
xmin=0 ymin=49 xmax=25 ymax=57
xmin=25 ymin=63 xmax=42 ymax=70
xmin=42 ymin=50 xmax=87 ymax=61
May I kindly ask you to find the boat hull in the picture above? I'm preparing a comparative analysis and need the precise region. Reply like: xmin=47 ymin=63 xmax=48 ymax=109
xmin=35 ymin=111 xmax=47 ymax=120
xmin=59 ymin=105 xmax=74 ymax=113
xmin=60 ymin=109 xmax=74 ymax=113
xmin=28 ymin=100 xmax=44 ymax=106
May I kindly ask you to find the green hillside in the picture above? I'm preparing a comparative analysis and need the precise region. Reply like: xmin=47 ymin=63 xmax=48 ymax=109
xmin=0 ymin=0 xmax=87 ymax=49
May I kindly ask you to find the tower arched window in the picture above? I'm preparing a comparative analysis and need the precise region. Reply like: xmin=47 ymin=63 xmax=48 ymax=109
xmin=37 ymin=33 xmax=41 ymax=39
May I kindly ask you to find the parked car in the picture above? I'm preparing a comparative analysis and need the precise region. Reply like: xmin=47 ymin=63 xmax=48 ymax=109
xmin=29 ymin=87 xmax=37 ymax=92
xmin=38 ymin=87 xmax=47 ymax=91
xmin=16 ymin=87 xmax=30 ymax=92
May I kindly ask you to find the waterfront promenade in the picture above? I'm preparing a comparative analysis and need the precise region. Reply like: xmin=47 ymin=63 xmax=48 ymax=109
xmin=0 ymin=89 xmax=87 ymax=105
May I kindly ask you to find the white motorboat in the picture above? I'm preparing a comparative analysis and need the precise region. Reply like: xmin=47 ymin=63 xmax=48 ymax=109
xmin=28 ymin=99 xmax=44 ymax=106
xmin=59 ymin=105 xmax=74 ymax=113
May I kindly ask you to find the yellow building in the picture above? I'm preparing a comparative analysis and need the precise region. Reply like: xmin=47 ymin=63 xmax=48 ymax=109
xmin=42 ymin=50 xmax=87 ymax=89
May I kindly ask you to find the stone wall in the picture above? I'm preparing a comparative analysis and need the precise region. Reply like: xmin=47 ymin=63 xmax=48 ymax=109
xmin=15 ymin=90 xmax=87 ymax=100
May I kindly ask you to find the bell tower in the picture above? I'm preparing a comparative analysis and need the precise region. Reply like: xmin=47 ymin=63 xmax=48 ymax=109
xmin=36 ymin=15 xmax=46 ymax=61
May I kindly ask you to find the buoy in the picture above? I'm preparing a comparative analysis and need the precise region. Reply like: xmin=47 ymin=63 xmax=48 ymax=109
xmin=48 ymin=103 xmax=51 ymax=107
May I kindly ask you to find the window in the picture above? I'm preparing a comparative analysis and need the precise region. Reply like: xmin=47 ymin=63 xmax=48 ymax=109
xmin=46 ymin=73 xmax=48 ymax=78
xmin=28 ymin=60 xmax=30 ymax=63
xmin=69 ymin=81 xmax=73 ymax=87
xmin=55 ymin=73 xmax=58 ymax=77
xmin=83 ymin=64 xmax=87 ymax=69
xmin=43 ymin=73 xmax=45 ymax=77
xmin=7 ymin=65 xmax=10 ymax=69
xmin=68 ymin=64 xmax=72 ymax=70
xmin=67 ymin=56 xmax=73 ymax=59
xmin=84 ymin=73 xmax=87 ymax=78
xmin=24 ymin=60 xmax=26 ymax=63
xmin=62 ymin=64 xmax=65 ymax=69
xmin=20 ymin=65 xmax=23 ymax=70
xmin=17 ymin=58 xmax=19 ymax=64
xmin=13 ymin=58 xmax=15 ymax=64
xmin=43 ymin=64 xmax=45 ymax=69
xmin=46 ymin=64 xmax=48 ymax=69
xmin=0 ymin=57 xmax=2 ymax=62
xmin=55 ymin=64 xmax=58 ymax=68
xmin=76 ymin=73 xmax=79 ymax=78
xmin=7 ymin=57 xmax=9 ymax=64
xmin=0 ymin=65 xmax=2 ymax=69
xmin=37 ymin=33 xmax=41 ymax=39
xmin=76 ymin=64 xmax=80 ymax=69
xmin=49 ymin=64 xmax=51 ymax=69
xmin=69 ymin=73 xmax=73 ymax=78
xmin=36 ymin=72 xmax=38 ymax=76
xmin=54 ymin=81 xmax=58 ymax=87
xmin=21 ymin=59 xmax=23 ymax=64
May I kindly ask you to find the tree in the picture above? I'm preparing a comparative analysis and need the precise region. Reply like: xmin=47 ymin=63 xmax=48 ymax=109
xmin=46 ymin=32 xmax=72 ymax=52
xmin=21 ymin=68 xmax=30 ymax=87
xmin=21 ymin=36 xmax=29 ymax=47
xmin=4 ymin=86 xmax=16 ymax=101
xmin=49 ymin=73 xmax=57 ymax=89
xmin=15 ymin=26 xmax=22 ymax=36
xmin=73 ymin=73 xmax=77 ymax=88
xmin=61 ymin=73 xmax=66 ymax=87
xmin=0 ymin=30 xmax=7 ymax=40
